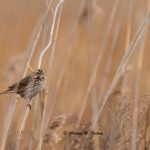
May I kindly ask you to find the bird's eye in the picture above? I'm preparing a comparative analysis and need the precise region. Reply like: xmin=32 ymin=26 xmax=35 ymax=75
xmin=36 ymin=75 xmax=45 ymax=80
xmin=36 ymin=76 xmax=40 ymax=79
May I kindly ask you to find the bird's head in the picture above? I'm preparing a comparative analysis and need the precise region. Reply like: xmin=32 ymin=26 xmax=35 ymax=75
xmin=36 ymin=69 xmax=45 ymax=80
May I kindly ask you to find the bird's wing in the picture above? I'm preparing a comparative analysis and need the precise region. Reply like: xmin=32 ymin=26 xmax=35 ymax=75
xmin=19 ymin=76 xmax=32 ymax=87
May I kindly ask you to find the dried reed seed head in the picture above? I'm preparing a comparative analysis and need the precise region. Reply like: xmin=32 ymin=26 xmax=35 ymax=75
xmin=43 ymin=114 xmax=71 ymax=146
xmin=48 ymin=114 xmax=71 ymax=130
xmin=43 ymin=131 xmax=61 ymax=146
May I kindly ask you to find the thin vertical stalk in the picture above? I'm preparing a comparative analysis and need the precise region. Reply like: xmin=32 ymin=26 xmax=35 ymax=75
xmin=37 ymin=1 xmax=64 ymax=150
xmin=16 ymin=0 xmax=61 ymax=149
xmin=37 ymin=0 xmax=64 ymax=69
xmin=28 ymin=1 xmax=53 ymax=149
xmin=86 ymin=0 xmax=98 ymax=123
xmin=91 ymin=9 xmax=150 ymax=130
xmin=44 ymin=0 xmax=86 ymax=129
xmin=97 ymin=22 xmax=121 ymax=110
xmin=78 ymin=0 xmax=120 ymax=126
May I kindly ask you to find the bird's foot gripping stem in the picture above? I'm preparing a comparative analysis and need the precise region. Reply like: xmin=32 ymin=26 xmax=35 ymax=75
xmin=26 ymin=103 xmax=31 ymax=110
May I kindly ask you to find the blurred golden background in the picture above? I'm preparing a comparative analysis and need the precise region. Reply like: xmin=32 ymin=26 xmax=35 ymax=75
xmin=0 ymin=0 xmax=150 ymax=149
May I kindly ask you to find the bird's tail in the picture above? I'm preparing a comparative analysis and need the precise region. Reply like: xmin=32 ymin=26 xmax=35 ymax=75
xmin=0 ymin=90 xmax=9 ymax=95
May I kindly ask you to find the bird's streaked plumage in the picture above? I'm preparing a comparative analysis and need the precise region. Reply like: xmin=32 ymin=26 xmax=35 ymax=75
xmin=0 ymin=69 xmax=46 ymax=100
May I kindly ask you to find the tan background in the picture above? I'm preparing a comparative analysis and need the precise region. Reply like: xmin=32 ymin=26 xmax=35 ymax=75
xmin=0 ymin=0 xmax=150 ymax=149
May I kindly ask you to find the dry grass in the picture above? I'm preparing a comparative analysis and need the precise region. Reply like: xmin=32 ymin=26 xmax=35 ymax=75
xmin=0 ymin=0 xmax=150 ymax=149
xmin=43 ymin=114 xmax=71 ymax=147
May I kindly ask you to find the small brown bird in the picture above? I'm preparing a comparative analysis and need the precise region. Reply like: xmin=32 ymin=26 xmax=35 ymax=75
xmin=0 ymin=69 xmax=46 ymax=109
